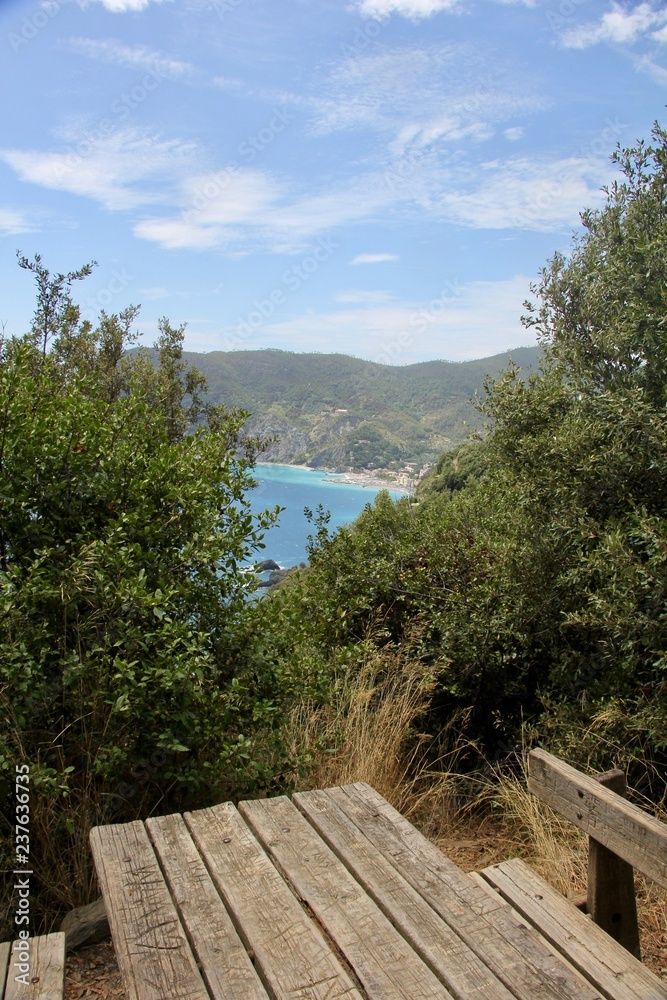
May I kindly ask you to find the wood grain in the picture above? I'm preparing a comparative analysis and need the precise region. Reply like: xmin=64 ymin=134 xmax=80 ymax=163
xmin=294 ymin=787 xmax=514 ymax=1000
xmin=329 ymin=782 xmax=602 ymax=1000
xmin=89 ymin=821 xmax=209 ymax=1000
xmin=528 ymin=749 xmax=667 ymax=888
xmin=4 ymin=933 xmax=65 ymax=1000
xmin=185 ymin=801 xmax=362 ymax=999
xmin=146 ymin=813 xmax=268 ymax=999
xmin=588 ymin=770 xmax=641 ymax=958
xmin=479 ymin=858 xmax=667 ymax=1000
xmin=240 ymin=794 xmax=451 ymax=1000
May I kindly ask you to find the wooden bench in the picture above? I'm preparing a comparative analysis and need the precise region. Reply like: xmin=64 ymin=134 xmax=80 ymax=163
xmin=477 ymin=748 xmax=667 ymax=999
xmin=0 ymin=932 xmax=65 ymax=999
xmin=90 ymin=779 xmax=667 ymax=999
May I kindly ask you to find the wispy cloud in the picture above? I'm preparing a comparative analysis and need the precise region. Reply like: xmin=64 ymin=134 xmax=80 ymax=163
xmin=3 ymin=118 xmax=613 ymax=251
xmin=636 ymin=53 xmax=667 ymax=81
xmin=67 ymin=37 xmax=194 ymax=78
xmin=435 ymin=155 xmax=613 ymax=231
xmin=134 ymin=168 xmax=284 ymax=250
xmin=79 ymin=0 xmax=171 ymax=12
xmin=355 ymin=0 xmax=463 ymax=20
xmin=562 ymin=2 xmax=667 ymax=49
xmin=308 ymin=45 xmax=544 ymax=149
xmin=0 ymin=207 xmax=36 ymax=236
xmin=354 ymin=0 xmax=532 ymax=18
xmin=1 ymin=127 xmax=197 ymax=212
xmin=350 ymin=253 xmax=399 ymax=264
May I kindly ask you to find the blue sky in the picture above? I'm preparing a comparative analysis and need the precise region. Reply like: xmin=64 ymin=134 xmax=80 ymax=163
xmin=1 ymin=0 xmax=665 ymax=362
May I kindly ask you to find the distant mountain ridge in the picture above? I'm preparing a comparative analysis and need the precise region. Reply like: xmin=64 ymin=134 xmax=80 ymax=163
xmin=184 ymin=346 xmax=541 ymax=470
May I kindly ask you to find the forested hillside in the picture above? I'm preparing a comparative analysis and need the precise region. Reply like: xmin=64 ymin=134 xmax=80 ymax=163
xmin=182 ymin=346 xmax=540 ymax=469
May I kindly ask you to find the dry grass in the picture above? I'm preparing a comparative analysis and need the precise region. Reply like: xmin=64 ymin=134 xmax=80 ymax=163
xmin=285 ymin=642 xmax=465 ymax=835
xmin=286 ymin=669 xmax=667 ymax=978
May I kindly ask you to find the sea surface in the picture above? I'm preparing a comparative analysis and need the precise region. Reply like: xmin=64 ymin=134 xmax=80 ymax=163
xmin=247 ymin=463 xmax=404 ymax=567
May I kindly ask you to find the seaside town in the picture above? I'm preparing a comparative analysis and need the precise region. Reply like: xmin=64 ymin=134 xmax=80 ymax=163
xmin=320 ymin=462 xmax=433 ymax=494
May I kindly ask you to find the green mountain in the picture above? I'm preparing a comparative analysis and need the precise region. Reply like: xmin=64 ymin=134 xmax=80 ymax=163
xmin=184 ymin=346 xmax=541 ymax=470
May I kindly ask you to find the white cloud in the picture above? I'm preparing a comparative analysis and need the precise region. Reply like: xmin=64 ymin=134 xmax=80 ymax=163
xmin=206 ymin=275 xmax=536 ymax=362
xmin=0 ymin=207 xmax=36 ymax=236
xmin=80 ymin=0 xmax=170 ymax=12
xmin=562 ymin=3 xmax=667 ymax=49
xmin=0 ymin=128 xmax=197 ymax=212
xmin=133 ymin=144 xmax=613 ymax=253
xmin=355 ymin=0 xmax=462 ymax=19
xmin=135 ymin=169 xmax=284 ymax=250
xmin=134 ymin=218 xmax=222 ymax=249
xmin=350 ymin=253 xmax=399 ymax=264
xmin=635 ymin=54 xmax=667 ymax=82
xmin=435 ymin=155 xmax=613 ymax=231
xmin=183 ymin=170 xmax=280 ymax=226
xmin=67 ymin=38 xmax=194 ymax=78
xmin=504 ymin=126 xmax=524 ymax=141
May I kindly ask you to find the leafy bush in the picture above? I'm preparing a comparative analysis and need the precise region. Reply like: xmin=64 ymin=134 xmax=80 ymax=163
xmin=0 ymin=257 xmax=286 ymax=933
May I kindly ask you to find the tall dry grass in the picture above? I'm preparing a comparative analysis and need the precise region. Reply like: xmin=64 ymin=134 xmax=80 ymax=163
xmin=285 ymin=641 xmax=467 ymax=836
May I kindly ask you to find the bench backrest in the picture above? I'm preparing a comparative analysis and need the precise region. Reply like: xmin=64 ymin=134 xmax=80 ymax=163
xmin=528 ymin=748 xmax=667 ymax=889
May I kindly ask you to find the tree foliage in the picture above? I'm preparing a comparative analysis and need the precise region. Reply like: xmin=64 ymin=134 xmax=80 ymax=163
xmin=0 ymin=258 xmax=285 ymax=930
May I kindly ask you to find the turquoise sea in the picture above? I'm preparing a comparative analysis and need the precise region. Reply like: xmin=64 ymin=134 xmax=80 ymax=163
xmin=248 ymin=464 xmax=405 ymax=567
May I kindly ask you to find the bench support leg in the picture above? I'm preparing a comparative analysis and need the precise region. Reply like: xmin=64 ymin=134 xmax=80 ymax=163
xmin=588 ymin=769 xmax=641 ymax=960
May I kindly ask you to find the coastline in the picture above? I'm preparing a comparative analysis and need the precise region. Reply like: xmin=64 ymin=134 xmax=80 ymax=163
xmin=320 ymin=473 xmax=411 ymax=495
xmin=254 ymin=461 xmax=413 ymax=495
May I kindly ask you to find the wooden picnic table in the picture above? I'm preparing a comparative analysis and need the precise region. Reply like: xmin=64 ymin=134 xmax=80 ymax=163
xmin=90 ymin=780 xmax=667 ymax=1000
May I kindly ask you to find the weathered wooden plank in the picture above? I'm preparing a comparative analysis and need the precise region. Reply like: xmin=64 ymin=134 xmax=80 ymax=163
xmin=89 ymin=821 xmax=209 ymax=1000
xmin=294 ymin=787 xmax=515 ymax=1000
xmin=588 ymin=770 xmax=641 ymax=958
xmin=185 ymin=802 xmax=363 ymax=1000
xmin=528 ymin=749 xmax=667 ymax=888
xmin=4 ymin=933 xmax=65 ymax=1000
xmin=480 ymin=858 xmax=667 ymax=1000
xmin=240 ymin=795 xmax=451 ymax=1000
xmin=330 ymin=782 xmax=603 ymax=1000
xmin=146 ymin=813 xmax=268 ymax=1000
xmin=1 ymin=940 xmax=11 ymax=998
